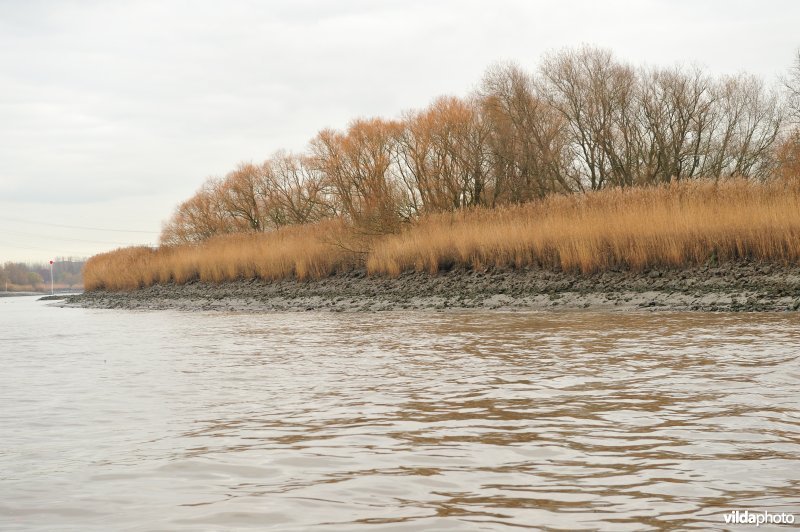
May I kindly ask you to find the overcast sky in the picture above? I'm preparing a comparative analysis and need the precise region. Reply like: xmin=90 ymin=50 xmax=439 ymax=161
xmin=1 ymin=0 xmax=798 ymax=263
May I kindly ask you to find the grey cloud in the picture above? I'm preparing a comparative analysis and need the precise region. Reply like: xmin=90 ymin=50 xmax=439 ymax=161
xmin=1 ymin=0 xmax=798 ymax=261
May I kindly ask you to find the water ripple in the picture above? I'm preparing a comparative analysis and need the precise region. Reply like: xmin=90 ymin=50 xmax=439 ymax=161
xmin=1 ymin=297 xmax=799 ymax=530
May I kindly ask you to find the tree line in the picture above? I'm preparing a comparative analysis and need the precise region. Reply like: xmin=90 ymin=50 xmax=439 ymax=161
xmin=1 ymin=259 xmax=85 ymax=291
xmin=162 ymin=46 xmax=800 ymax=245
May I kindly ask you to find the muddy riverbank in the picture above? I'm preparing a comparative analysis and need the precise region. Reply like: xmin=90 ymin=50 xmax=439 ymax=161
xmin=64 ymin=262 xmax=800 ymax=312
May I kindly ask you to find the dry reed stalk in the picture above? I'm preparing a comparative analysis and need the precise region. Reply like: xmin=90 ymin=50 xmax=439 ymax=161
xmin=84 ymin=179 xmax=800 ymax=291
xmin=367 ymin=179 xmax=800 ymax=275
xmin=83 ymin=219 xmax=359 ymax=291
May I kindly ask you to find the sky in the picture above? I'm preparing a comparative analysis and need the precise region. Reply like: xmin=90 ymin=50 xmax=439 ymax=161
xmin=1 ymin=0 xmax=798 ymax=263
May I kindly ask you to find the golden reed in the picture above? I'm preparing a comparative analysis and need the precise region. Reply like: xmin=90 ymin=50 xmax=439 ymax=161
xmin=84 ymin=179 xmax=800 ymax=291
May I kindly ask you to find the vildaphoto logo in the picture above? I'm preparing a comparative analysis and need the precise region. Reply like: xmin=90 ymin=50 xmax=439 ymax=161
xmin=723 ymin=510 xmax=795 ymax=527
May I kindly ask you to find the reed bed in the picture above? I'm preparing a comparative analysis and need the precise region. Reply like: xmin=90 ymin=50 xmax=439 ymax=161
xmin=83 ymin=219 xmax=359 ymax=291
xmin=368 ymin=179 xmax=800 ymax=275
xmin=84 ymin=179 xmax=800 ymax=291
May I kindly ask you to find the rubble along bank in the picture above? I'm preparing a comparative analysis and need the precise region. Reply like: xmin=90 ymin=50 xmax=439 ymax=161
xmin=63 ymin=262 xmax=800 ymax=313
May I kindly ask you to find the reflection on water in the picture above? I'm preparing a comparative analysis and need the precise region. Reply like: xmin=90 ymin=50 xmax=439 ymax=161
xmin=1 ymin=297 xmax=799 ymax=530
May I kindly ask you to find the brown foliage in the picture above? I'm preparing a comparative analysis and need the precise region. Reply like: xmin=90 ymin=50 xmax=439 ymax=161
xmin=218 ymin=162 xmax=269 ymax=232
xmin=160 ymin=178 xmax=244 ymax=245
xmin=396 ymin=96 xmax=491 ymax=213
xmin=311 ymin=118 xmax=407 ymax=234
xmin=264 ymin=151 xmax=335 ymax=226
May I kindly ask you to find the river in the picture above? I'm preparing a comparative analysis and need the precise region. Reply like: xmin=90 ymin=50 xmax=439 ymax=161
xmin=1 ymin=296 xmax=799 ymax=530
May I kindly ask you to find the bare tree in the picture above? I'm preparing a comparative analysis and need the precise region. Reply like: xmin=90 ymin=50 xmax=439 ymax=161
xmin=540 ymin=46 xmax=639 ymax=189
xmin=775 ymin=128 xmax=800 ymax=182
xmin=637 ymin=66 xmax=716 ymax=183
xmin=311 ymin=118 xmax=407 ymax=234
xmin=703 ymin=74 xmax=783 ymax=179
xmin=218 ymin=163 xmax=270 ymax=231
xmin=160 ymin=177 xmax=241 ymax=245
xmin=264 ymin=151 xmax=335 ymax=226
xmin=159 ymin=45 xmax=794 ymax=248
xmin=396 ymin=96 xmax=491 ymax=213
xmin=479 ymin=63 xmax=577 ymax=202
xmin=784 ymin=50 xmax=800 ymax=124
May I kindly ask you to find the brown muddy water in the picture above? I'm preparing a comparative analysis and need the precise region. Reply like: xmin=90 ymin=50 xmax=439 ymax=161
xmin=1 ymin=296 xmax=799 ymax=531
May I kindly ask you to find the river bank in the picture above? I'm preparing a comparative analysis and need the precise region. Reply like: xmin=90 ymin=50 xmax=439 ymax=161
xmin=65 ymin=262 xmax=800 ymax=312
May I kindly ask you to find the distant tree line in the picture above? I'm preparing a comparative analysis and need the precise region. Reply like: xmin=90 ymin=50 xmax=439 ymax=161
xmin=162 ymin=46 xmax=800 ymax=245
xmin=1 ymin=259 xmax=85 ymax=291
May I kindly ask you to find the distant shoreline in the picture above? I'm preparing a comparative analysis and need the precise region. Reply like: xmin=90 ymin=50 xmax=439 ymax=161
xmin=1 ymin=290 xmax=82 ymax=299
xmin=65 ymin=262 xmax=800 ymax=312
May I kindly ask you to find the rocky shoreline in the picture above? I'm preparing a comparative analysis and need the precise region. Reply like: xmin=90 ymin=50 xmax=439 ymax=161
xmin=63 ymin=262 xmax=800 ymax=312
